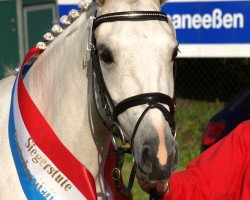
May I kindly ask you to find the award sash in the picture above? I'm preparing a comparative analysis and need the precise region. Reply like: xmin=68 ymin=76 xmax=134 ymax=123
xmin=9 ymin=47 xmax=130 ymax=200
xmin=9 ymin=47 xmax=96 ymax=200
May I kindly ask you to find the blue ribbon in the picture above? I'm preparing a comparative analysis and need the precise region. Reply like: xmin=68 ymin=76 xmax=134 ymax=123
xmin=8 ymin=77 xmax=46 ymax=200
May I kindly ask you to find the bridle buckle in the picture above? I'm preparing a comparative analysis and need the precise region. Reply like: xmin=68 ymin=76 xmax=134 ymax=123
xmin=111 ymin=168 xmax=121 ymax=181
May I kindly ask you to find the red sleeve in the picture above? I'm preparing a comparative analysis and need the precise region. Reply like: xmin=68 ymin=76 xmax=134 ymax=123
xmin=163 ymin=120 xmax=250 ymax=200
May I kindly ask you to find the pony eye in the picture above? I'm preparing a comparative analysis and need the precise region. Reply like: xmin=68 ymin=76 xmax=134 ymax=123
xmin=172 ymin=50 xmax=177 ymax=61
xmin=172 ymin=48 xmax=179 ymax=61
xmin=172 ymin=47 xmax=179 ymax=61
xmin=99 ymin=49 xmax=113 ymax=64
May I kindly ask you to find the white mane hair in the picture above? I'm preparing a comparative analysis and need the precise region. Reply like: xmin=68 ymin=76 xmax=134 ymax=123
xmin=0 ymin=2 xmax=113 ymax=199
xmin=24 ymin=3 xmax=113 ymax=196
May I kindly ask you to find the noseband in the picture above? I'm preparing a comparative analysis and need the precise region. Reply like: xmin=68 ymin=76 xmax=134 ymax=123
xmin=91 ymin=11 xmax=177 ymax=198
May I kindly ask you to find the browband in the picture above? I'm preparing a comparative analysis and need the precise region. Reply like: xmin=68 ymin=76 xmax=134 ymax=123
xmin=93 ymin=11 xmax=169 ymax=30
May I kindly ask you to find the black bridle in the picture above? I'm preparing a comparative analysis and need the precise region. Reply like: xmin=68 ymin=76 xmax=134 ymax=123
xmin=91 ymin=11 xmax=177 ymax=199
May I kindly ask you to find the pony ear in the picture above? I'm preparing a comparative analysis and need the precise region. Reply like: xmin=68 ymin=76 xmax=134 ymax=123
xmin=95 ymin=0 xmax=105 ymax=4
xmin=160 ymin=0 xmax=169 ymax=5
xmin=96 ymin=0 xmax=166 ymax=5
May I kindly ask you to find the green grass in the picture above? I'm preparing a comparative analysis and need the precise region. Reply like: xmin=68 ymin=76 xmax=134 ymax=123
xmin=175 ymin=99 xmax=223 ymax=170
xmin=121 ymin=98 xmax=224 ymax=199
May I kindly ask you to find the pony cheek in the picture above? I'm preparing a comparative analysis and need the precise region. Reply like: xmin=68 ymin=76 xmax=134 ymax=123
xmin=116 ymin=112 xmax=134 ymax=141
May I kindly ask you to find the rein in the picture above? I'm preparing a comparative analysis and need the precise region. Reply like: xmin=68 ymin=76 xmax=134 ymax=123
xmin=91 ymin=11 xmax=177 ymax=199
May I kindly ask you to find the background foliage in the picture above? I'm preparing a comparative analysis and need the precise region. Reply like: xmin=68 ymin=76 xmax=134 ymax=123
xmin=176 ymin=58 xmax=250 ymax=101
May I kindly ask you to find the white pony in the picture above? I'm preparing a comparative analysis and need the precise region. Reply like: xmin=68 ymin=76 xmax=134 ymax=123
xmin=0 ymin=0 xmax=178 ymax=199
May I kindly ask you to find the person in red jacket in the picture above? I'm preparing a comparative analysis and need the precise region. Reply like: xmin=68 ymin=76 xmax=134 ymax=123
xmin=138 ymin=120 xmax=250 ymax=200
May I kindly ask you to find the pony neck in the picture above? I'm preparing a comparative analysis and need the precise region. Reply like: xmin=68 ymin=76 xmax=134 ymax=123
xmin=24 ymin=7 xmax=111 ymax=196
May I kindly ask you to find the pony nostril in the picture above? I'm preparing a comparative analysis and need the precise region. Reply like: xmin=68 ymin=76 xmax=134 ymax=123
xmin=142 ymin=148 xmax=150 ymax=162
xmin=140 ymin=147 xmax=152 ymax=171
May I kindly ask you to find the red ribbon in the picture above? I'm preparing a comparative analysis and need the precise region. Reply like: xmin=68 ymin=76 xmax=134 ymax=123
xmin=19 ymin=47 xmax=131 ymax=200
xmin=18 ymin=47 xmax=97 ymax=200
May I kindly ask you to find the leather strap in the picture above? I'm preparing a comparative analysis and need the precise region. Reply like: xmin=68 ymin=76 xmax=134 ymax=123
xmin=93 ymin=11 xmax=169 ymax=30
xmin=113 ymin=93 xmax=175 ymax=123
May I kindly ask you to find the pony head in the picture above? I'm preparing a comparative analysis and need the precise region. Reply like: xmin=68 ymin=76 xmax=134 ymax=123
xmin=94 ymin=0 xmax=179 ymax=193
